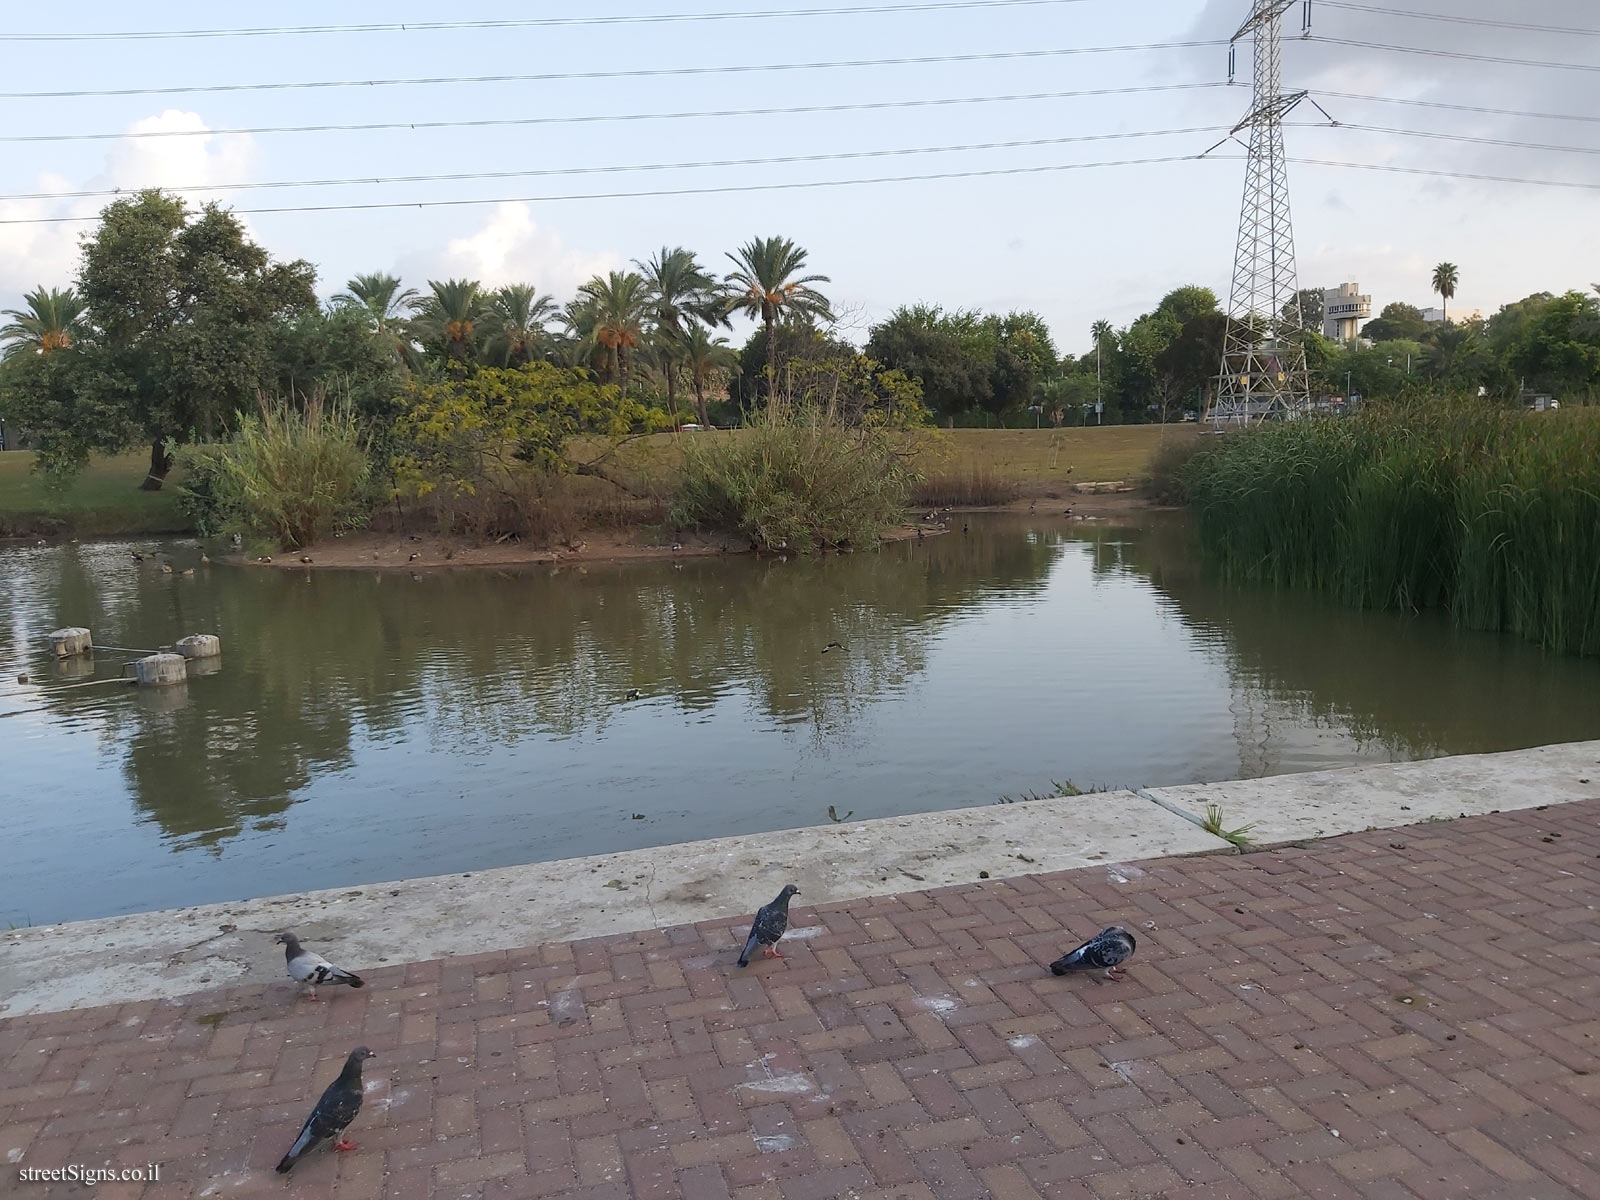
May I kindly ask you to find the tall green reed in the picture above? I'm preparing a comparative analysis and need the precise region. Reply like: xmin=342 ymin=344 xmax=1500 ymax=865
xmin=1184 ymin=398 xmax=1600 ymax=656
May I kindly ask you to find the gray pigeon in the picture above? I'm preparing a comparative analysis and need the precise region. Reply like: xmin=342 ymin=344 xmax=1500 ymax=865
xmin=276 ymin=932 xmax=365 ymax=1000
xmin=738 ymin=884 xmax=800 ymax=966
xmin=1050 ymin=926 xmax=1137 ymax=981
xmin=275 ymin=1047 xmax=374 ymax=1173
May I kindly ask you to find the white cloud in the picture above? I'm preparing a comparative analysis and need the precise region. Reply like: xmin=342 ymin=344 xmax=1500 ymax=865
xmin=0 ymin=110 xmax=257 ymax=304
xmin=105 ymin=109 xmax=257 ymax=200
xmin=396 ymin=203 xmax=621 ymax=299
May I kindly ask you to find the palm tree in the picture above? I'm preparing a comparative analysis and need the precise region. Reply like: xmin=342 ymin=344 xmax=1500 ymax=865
xmin=679 ymin=322 xmax=737 ymax=426
xmin=484 ymin=284 xmax=558 ymax=366
xmin=411 ymin=278 xmax=489 ymax=363
xmin=724 ymin=237 xmax=832 ymax=398
xmin=332 ymin=272 xmax=419 ymax=365
xmin=636 ymin=246 xmax=724 ymax=423
xmin=569 ymin=271 xmax=649 ymax=394
xmin=2 ymin=286 xmax=87 ymax=359
xmin=1431 ymin=263 xmax=1459 ymax=324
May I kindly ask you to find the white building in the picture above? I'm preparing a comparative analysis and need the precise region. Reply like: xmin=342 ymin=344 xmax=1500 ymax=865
xmin=1323 ymin=283 xmax=1371 ymax=342
xmin=1421 ymin=307 xmax=1446 ymax=324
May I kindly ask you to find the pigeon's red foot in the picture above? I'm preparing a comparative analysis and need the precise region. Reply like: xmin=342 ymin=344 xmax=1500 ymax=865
xmin=300 ymin=991 xmax=318 ymax=1002
xmin=763 ymin=946 xmax=783 ymax=958
xmin=1105 ymin=967 xmax=1127 ymax=982
xmin=335 ymin=1139 xmax=357 ymax=1152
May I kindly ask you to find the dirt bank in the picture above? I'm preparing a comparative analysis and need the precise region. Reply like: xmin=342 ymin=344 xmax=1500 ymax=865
xmin=230 ymin=521 xmax=953 ymax=571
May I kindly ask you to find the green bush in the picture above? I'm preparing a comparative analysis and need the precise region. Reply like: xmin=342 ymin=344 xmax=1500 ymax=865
xmin=1144 ymin=432 xmax=1210 ymax=505
xmin=671 ymin=405 xmax=917 ymax=552
xmin=1183 ymin=398 xmax=1600 ymax=655
xmin=179 ymin=393 xmax=373 ymax=549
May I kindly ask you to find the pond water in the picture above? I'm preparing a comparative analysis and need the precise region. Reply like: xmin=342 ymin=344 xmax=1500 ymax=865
xmin=4 ymin=513 xmax=1599 ymax=926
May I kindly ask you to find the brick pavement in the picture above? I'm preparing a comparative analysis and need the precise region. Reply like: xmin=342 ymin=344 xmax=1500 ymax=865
xmin=3 ymin=800 xmax=1598 ymax=1200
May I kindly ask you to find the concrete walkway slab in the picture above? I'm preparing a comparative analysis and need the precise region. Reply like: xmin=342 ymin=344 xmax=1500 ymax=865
xmin=1146 ymin=739 xmax=1600 ymax=848
xmin=2 ymin=800 xmax=1597 ymax=1199
xmin=1 ymin=790 xmax=1224 ymax=1017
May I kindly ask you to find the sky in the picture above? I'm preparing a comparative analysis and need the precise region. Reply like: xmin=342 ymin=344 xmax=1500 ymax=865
xmin=1 ymin=0 xmax=1596 ymax=355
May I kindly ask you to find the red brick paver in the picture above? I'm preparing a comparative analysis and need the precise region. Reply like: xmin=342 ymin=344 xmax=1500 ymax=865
xmin=4 ymin=800 xmax=1598 ymax=1199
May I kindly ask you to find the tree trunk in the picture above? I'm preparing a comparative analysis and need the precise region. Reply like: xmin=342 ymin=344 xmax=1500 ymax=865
xmin=618 ymin=345 xmax=630 ymax=397
xmin=140 ymin=438 xmax=172 ymax=492
xmin=764 ymin=315 xmax=778 ymax=403
xmin=665 ymin=366 xmax=679 ymax=426
xmin=694 ymin=376 xmax=710 ymax=426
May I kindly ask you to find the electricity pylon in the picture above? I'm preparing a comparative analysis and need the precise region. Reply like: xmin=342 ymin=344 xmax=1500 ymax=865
xmin=1209 ymin=0 xmax=1312 ymax=425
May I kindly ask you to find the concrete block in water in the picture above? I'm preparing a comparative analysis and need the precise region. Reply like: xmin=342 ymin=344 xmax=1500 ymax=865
xmin=48 ymin=628 xmax=93 ymax=658
xmin=174 ymin=634 xmax=221 ymax=659
xmin=134 ymin=653 xmax=187 ymax=687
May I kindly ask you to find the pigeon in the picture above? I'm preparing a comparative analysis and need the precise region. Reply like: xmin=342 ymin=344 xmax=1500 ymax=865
xmin=1049 ymin=926 xmax=1137 ymax=981
xmin=625 ymin=688 xmax=642 ymax=701
xmin=822 ymin=641 xmax=842 ymax=654
xmin=275 ymin=1047 xmax=374 ymax=1173
xmin=408 ymin=552 xmax=420 ymax=562
xmin=275 ymin=932 xmax=365 ymax=1000
xmin=738 ymin=884 xmax=800 ymax=967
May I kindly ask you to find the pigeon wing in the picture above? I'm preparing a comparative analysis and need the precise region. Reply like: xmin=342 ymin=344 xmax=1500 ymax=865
xmin=1050 ymin=927 xmax=1136 ymax=975
xmin=275 ymin=1076 xmax=362 ymax=1173
xmin=286 ymin=949 xmax=330 ymax=984
xmin=737 ymin=927 xmax=762 ymax=968
xmin=753 ymin=903 xmax=789 ymax=945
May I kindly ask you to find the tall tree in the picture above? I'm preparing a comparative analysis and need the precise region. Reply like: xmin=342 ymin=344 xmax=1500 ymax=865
xmin=724 ymin=237 xmax=832 ymax=398
xmin=411 ymin=279 xmax=489 ymax=364
xmin=1362 ymin=302 xmax=1429 ymax=343
xmin=484 ymin=284 xmax=558 ymax=367
xmin=332 ymin=272 xmax=418 ymax=365
xmin=569 ymin=272 xmax=649 ymax=395
xmin=1431 ymin=263 xmax=1459 ymax=324
xmin=2 ymin=287 xmax=87 ymax=359
xmin=75 ymin=190 xmax=317 ymax=488
xmin=679 ymin=322 xmax=736 ymax=426
xmin=636 ymin=247 xmax=724 ymax=423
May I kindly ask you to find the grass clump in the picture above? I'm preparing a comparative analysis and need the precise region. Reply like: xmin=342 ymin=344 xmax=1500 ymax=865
xmin=1184 ymin=397 xmax=1600 ymax=656
xmin=913 ymin=465 xmax=1021 ymax=507
xmin=1202 ymin=803 xmax=1257 ymax=848
xmin=671 ymin=404 xmax=917 ymax=552
xmin=1145 ymin=431 xmax=1213 ymax=505
xmin=179 ymin=392 xmax=372 ymax=549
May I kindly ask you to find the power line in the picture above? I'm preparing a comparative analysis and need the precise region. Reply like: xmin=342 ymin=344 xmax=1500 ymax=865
xmin=12 ymin=118 xmax=1592 ymax=206
xmin=8 ymin=85 xmax=1597 ymax=149
xmin=1318 ymin=3 xmax=1600 ymax=38
xmin=0 ymin=125 xmax=1230 ymax=203
xmin=1309 ymin=35 xmax=1600 ymax=73
xmin=0 ymin=0 xmax=1102 ymax=42
xmin=1328 ymin=122 xmax=1600 ymax=157
xmin=1318 ymin=90 xmax=1600 ymax=126
xmin=0 ymin=156 xmax=1226 ymax=224
xmin=0 ymin=83 xmax=1233 ymax=145
xmin=1293 ymin=157 xmax=1600 ymax=191
xmin=1 ymin=40 xmax=1226 ymax=100
xmin=3 ymin=153 xmax=1594 ymax=228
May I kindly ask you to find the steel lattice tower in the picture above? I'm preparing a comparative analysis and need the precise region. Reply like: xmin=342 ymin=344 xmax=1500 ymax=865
xmin=1210 ymin=0 xmax=1311 ymax=425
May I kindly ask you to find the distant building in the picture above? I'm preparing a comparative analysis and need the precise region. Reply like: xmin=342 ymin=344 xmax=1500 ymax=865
xmin=1421 ymin=307 xmax=1446 ymax=324
xmin=1323 ymin=283 xmax=1371 ymax=342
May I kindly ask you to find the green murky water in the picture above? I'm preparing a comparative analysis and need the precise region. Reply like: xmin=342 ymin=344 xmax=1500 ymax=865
xmin=4 ymin=513 xmax=1598 ymax=925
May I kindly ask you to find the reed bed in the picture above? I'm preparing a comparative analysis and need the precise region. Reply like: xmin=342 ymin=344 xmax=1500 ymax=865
xmin=1184 ymin=398 xmax=1600 ymax=656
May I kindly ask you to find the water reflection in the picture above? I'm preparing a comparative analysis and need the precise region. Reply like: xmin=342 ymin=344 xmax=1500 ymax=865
xmin=2 ymin=515 xmax=1598 ymax=924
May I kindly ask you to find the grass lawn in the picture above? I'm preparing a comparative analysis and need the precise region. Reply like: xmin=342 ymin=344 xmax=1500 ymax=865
xmin=1 ymin=425 xmax=1188 ymax=539
xmin=589 ymin=423 xmax=1187 ymax=492
xmin=0 ymin=451 xmax=189 ymax=538
xmin=919 ymin=425 xmax=1190 ymax=488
